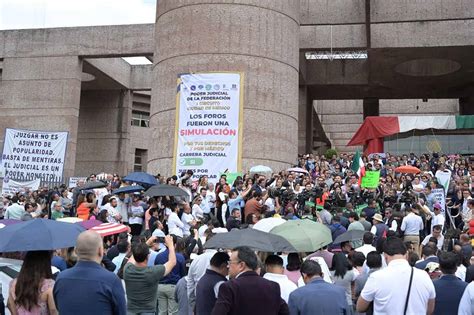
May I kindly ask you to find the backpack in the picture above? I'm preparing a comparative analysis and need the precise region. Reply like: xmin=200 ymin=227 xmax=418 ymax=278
xmin=373 ymin=223 xmax=389 ymax=246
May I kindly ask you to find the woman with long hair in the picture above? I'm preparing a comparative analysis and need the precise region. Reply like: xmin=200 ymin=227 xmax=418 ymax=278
xmin=197 ymin=176 xmax=209 ymax=193
xmin=330 ymin=252 xmax=356 ymax=310
xmin=7 ymin=251 xmax=58 ymax=315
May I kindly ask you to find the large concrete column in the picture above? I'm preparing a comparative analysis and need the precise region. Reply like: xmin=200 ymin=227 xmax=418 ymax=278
xmin=149 ymin=1 xmax=300 ymax=174
xmin=0 ymin=56 xmax=82 ymax=180
xmin=298 ymin=86 xmax=309 ymax=154
xmin=76 ymin=90 xmax=131 ymax=176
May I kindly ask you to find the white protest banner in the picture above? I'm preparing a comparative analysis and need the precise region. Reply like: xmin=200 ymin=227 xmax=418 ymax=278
xmin=173 ymin=72 xmax=243 ymax=182
xmin=1 ymin=178 xmax=41 ymax=196
xmin=431 ymin=188 xmax=446 ymax=213
xmin=0 ymin=128 xmax=68 ymax=183
xmin=68 ymin=177 xmax=87 ymax=188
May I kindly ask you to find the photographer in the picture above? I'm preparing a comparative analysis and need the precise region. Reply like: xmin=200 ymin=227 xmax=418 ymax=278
xmin=330 ymin=186 xmax=346 ymax=208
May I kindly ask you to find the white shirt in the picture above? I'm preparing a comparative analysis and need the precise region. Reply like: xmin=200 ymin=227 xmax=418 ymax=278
xmin=112 ymin=252 xmax=127 ymax=274
xmin=401 ymin=213 xmax=424 ymax=235
xmin=186 ymin=249 xmax=217 ymax=308
xmin=412 ymin=183 xmax=424 ymax=192
xmin=94 ymin=187 xmax=109 ymax=209
xmin=430 ymin=212 xmax=445 ymax=232
xmin=115 ymin=197 xmax=129 ymax=223
xmin=263 ymin=272 xmax=297 ymax=303
xmin=355 ymin=244 xmax=377 ymax=257
xmin=206 ymin=191 xmax=216 ymax=209
xmin=361 ymin=259 xmax=436 ymax=315
xmin=456 ymin=264 xmax=466 ymax=282
xmin=264 ymin=198 xmax=275 ymax=212
xmin=167 ymin=212 xmax=184 ymax=237
xmin=458 ymin=281 xmax=474 ymax=315
xmin=181 ymin=212 xmax=195 ymax=236
xmin=421 ymin=234 xmax=444 ymax=250
xmin=384 ymin=218 xmax=398 ymax=232
xmin=299 ymin=256 xmax=333 ymax=285
xmin=101 ymin=203 xmax=120 ymax=223
xmin=128 ymin=204 xmax=144 ymax=225
xmin=192 ymin=204 xmax=204 ymax=219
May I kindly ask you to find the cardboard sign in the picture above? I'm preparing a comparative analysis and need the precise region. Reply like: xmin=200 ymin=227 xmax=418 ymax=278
xmin=361 ymin=171 xmax=380 ymax=189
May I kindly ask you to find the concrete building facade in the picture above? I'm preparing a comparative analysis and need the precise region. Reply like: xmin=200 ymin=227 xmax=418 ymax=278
xmin=0 ymin=0 xmax=473 ymax=181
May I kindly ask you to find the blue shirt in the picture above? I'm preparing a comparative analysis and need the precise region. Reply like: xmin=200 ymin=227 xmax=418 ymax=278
xmin=154 ymin=249 xmax=186 ymax=285
xmin=51 ymin=255 xmax=67 ymax=271
xmin=53 ymin=260 xmax=126 ymax=315
xmin=288 ymin=278 xmax=349 ymax=315
xmin=228 ymin=196 xmax=244 ymax=214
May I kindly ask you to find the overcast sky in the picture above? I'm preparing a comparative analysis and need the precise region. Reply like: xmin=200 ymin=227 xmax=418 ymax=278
xmin=0 ymin=0 xmax=156 ymax=30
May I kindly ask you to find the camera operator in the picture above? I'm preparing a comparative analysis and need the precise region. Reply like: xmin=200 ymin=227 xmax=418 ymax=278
xmin=296 ymin=183 xmax=316 ymax=214
xmin=330 ymin=185 xmax=346 ymax=208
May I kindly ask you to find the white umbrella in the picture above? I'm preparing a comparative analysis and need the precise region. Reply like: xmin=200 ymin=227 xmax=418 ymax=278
xmin=249 ymin=165 xmax=272 ymax=174
xmin=253 ymin=217 xmax=286 ymax=233
xmin=287 ymin=167 xmax=309 ymax=174
xmin=57 ymin=217 xmax=83 ymax=223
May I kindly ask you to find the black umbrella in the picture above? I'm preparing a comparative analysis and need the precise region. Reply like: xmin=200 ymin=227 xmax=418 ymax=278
xmin=145 ymin=184 xmax=189 ymax=197
xmin=82 ymin=180 xmax=108 ymax=190
xmin=333 ymin=229 xmax=366 ymax=244
xmin=204 ymin=228 xmax=297 ymax=252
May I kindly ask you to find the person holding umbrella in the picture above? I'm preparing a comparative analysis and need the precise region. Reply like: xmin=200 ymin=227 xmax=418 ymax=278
xmin=7 ymin=251 xmax=58 ymax=315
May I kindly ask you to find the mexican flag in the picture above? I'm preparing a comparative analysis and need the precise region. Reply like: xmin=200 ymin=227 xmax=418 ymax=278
xmin=348 ymin=115 xmax=474 ymax=147
xmin=351 ymin=150 xmax=365 ymax=184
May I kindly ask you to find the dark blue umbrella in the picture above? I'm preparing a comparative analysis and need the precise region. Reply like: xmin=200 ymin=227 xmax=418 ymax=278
xmin=112 ymin=185 xmax=144 ymax=195
xmin=0 ymin=219 xmax=85 ymax=252
xmin=123 ymin=172 xmax=158 ymax=187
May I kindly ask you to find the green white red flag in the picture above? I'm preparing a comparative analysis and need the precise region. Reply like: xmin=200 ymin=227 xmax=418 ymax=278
xmin=351 ymin=150 xmax=365 ymax=184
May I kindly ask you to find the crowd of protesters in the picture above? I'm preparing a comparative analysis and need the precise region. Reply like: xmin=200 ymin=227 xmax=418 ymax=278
xmin=1 ymin=151 xmax=474 ymax=314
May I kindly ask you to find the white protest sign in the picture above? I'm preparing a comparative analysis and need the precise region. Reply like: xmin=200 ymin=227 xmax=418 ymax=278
xmin=435 ymin=170 xmax=451 ymax=197
xmin=173 ymin=72 xmax=243 ymax=182
xmin=68 ymin=177 xmax=87 ymax=188
xmin=0 ymin=128 xmax=68 ymax=183
xmin=431 ymin=188 xmax=446 ymax=213
xmin=1 ymin=178 xmax=41 ymax=196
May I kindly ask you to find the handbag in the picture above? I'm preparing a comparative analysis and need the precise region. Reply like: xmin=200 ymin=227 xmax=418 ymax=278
xmin=403 ymin=267 xmax=414 ymax=315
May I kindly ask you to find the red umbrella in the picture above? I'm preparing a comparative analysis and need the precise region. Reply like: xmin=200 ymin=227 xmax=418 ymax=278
xmin=395 ymin=165 xmax=421 ymax=174
xmin=90 ymin=222 xmax=129 ymax=237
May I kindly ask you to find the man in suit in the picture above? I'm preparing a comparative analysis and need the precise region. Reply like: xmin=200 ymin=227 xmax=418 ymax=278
xmin=415 ymin=244 xmax=439 ymax=270
xmin=211 ymin=246 xmax=288 ymax=315
xmin=433 ymin=251 xmax=468 ymax=315
xmin=288 ymin=260 xmax=349 ymax=315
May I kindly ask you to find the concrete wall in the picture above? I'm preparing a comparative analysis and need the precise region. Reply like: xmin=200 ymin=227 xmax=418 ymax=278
xmin=379 ymin=99 xmax=460 ymax=116
xmin=149 ymin=0 xmax=301 ymax=175
xmin=0 ymin=56 xmax=82 ymax=179
xmin=76 ymin=90 xmax=131 ymax=176
xmin=314 ymin=100 xmax=364 ymax=153
xmin=0 ymin=24 xmax=154 ymax=58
